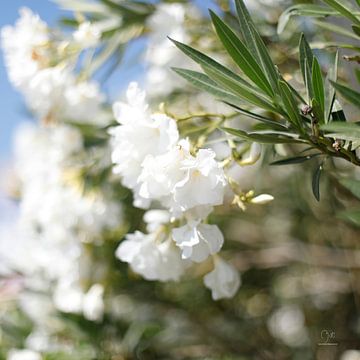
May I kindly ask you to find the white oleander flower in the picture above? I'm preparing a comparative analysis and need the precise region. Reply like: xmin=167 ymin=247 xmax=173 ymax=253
xmin=7 ymin=349 xmax=42 ymax=360
xmin=73 ymin=21 xmax=101 ymax=48
xmin=1 ymin=7 xmax=49 ymax=90
xmin=53 ymin=280 xmax=84 ymax=314
xmin=83 ymin=284 xmax=105 ymax=322
xmin=172 ymin=149 xmax=227 ymax=211
xmin=116 ymin=231 xmax=185 ymax=281
xmin=172 ymin=221 xmax=224 ymax=263
xmin=143 ymin=209 xmax=171 ymax=233
xmin=111 ymin=83 xmax=179 ymax=192
xmin=203 ymin=257 xmax=241 ymax=300
xmin=138 ymin=139 xmax=191 ymax=202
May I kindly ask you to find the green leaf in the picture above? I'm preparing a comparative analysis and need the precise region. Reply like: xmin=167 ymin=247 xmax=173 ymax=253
xmin=355 ymin=69 xmax=360 ymax=84
xmin=312 ymin=163 xmax=323 ymax=201
xmin=278 ymin=4 xmax=339 ymax=34
xmin=169 ymin=38 xmax=269 ymax=101
xmin=321 ymin=121 xmax=360 ymax=140
xmin=312 ymin=58 xmax=325 ymax=121
xmin=339 ymin=178 xmax=360 ymax=199
xmin=223 ymin=102 xmax=289 ymax=130
xmin=278 ymin=80 xmax=303 ymax=131
xmin=321 ymin=0 xmax=360 ymax=26
xmin=235 ymin=0 xmax=280 ymax=93
xmin=221 ymin=127 xmax=301 ymax=144
xmin=325 ymin=51 xmax=338 ymax=122
xmin=330 ymin=81 xmax=360 ymax=109
xmin=338 ymin=209 xmax=360 ymax=226
xmin=234 ymin=0 xmax=260 ymax=62
xmin=202 ymin=65 xmax=278 ymax=112
xmin=299 ymin=34 xmax=315 ymax=102
xmin=270 ymin=154 xmax=320 ymax=165
xmin=314 ymin=20 xmax=360 ymax=40
xmin=209 ymin=11 xmax=274 ymax=97
xmin=172 ymin=68 xmax=249 ymax=107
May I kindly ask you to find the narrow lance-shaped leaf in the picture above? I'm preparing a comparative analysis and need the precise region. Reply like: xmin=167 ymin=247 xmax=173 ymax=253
xmin=325 ymin=51 xmax=338 ymax=122
xmin=234 ymin=0 xmax=260 ymax=61
xmin=270 ymin=154 xmax=320 ymax=166
xmin=299 ymin=34 xmax=314 ymax=91
xmin=278 ymin=80 xmax=304 ymax=132
xmin=278 ymin=4 xmax=339 ymax=34
xmin=169 ymin=38 xmax=269 ymax=100
xmin=235 ymin=0 xmax=280 ymax=93
xmin=312 ymin=163 xmax=323 ymax=201
xmin=321 ymin=121 xmax=360 ymax=140
xmin=321 ymin=0 xmax=360 ymax=26
xmin=209 ymin=10 xmax=274 ymax=98
xmin=330 ymin=81 xmax=360 ymax=109
xmin=202 ymin=65 xmax=278 ymax=112
xmin=171 ymin=68 xmax=247 ymax=108
xmin=304 ymin=58 xmax=314 ymax=103
xmin=221 ymin=127 xmax=302 ymax=144
xmin=312 ymin=58 xmax=325 ymax=122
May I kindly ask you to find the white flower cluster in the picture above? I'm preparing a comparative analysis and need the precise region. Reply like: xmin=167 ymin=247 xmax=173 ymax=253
xmin=1 ymin=8 xmax=123 ymax=324
xmin=111 ymin=83 xmax=240 ymax=300
xmin=13 ymin=122 xmax=121 ymax=319
xmin=1 ymin=8 xmax=106 ymax=124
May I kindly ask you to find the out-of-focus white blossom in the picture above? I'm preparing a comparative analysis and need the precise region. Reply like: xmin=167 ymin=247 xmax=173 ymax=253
xmin=116 ymin=231 xmax=186 ymax=282
xmin=7 ymin=349 xmax=42 ymax=360
xmin=73 ymin=21 xmax=101 ymax=48
xmin=204 ymin=257 xmax=241 ymax=300
xmin=267 ymin=305 xmax=309 ymax=347
xmin=144 ymin=3 xmax=192 ymax=97
xmin=341 ymin=350 xmax=360 ymax=360
xmin=82 ymin=284 xmax=105 ymax=322
xmin=172 ymin=221 xmax=224 ymax=263
xmin=1 ymin=8 xmax=49 ymax=90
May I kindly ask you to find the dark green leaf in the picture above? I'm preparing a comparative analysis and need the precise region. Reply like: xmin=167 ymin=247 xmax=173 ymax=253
xmin=223 ymin=102 xmax=289 ymax=130
xmin=221 ymin=127 xmax=301 ymax=144
xmin=330 ymin=81 xmax=360 ymax=109
xmin=299 ymin=34 xmax=314 ymax=87
xmin=278 ymin=4 xmax=339 ymax=34
xmin=321 ymin=0 xmax=360 ymax=26
xmin=202 ymin=65 xmax=278 ymax=112
xmin=169 ymin=38 xmax=253 ymax=89
xmin=355 ymin=69 xmax=360 ymax=84
xmin=235 ymin=0 xmax=280 ymax=93
xmin=312 ymin=58 xmax=325 ymax=121
xmin=312 ymin=163 xmax=323 ymax=201
xmin=321 ymin=121 xmax=360 ymax=140
xmin=278 ymin=80 xmax=303 ymax=131
xmin=325 ymin=51 xmax=338 ymax=122
xmin=172 ymin=68 xmax=248 ymax=107
xmin=209 ymin=10 xmax=274 ymax=97
xmin=270 ymin=154 xmax=320 ymax=165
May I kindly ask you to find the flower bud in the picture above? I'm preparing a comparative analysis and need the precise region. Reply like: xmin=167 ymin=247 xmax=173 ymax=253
xmin=250 ymin=194 xmax=274 ymax=204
